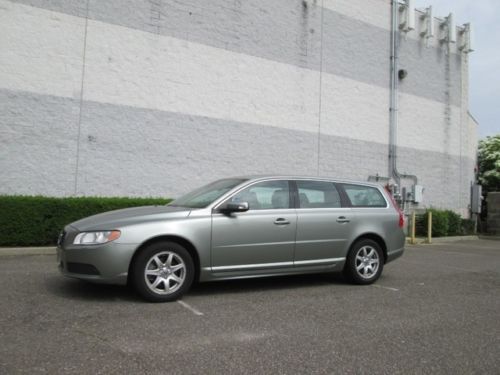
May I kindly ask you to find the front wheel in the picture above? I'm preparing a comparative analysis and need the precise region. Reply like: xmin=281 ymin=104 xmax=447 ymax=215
xmin=132 ymin=241 xmax=194 ymax=302
xmin=344 ymin=239 xmax=384 ymax=285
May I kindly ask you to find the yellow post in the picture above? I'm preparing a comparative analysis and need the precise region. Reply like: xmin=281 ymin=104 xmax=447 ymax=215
xmin=427 ymin=211 xmax=432 ymax=244
xmin=410 ymin=212 xmax=416 ymax=244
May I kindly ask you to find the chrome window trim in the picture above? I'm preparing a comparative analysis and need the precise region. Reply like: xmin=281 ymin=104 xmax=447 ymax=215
xmin=207 ymin=177 xmax=392 ymax=211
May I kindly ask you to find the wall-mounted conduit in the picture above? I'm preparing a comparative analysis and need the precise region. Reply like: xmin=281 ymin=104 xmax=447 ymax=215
xmin=389 ymin=0 xmax=418 ymax=195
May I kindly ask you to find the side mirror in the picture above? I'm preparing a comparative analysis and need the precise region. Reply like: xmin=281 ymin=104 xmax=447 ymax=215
xmin=220 ymin=201 xmax=249 ymax=214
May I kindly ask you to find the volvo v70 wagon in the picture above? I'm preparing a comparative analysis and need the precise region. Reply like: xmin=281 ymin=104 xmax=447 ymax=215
xmin=57 ymin=176 xmax=405 ymax=302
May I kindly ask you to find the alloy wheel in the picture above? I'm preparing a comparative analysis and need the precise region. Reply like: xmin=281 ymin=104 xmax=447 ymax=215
xmin=144 ymin=251 xmax=186 ymax=295
xmin=355 ymin=245 xmax=380 ymax=279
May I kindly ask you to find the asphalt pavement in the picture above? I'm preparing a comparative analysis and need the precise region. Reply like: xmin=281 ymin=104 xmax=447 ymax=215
xmin=0 ymin=239 xmax=499 ymax=374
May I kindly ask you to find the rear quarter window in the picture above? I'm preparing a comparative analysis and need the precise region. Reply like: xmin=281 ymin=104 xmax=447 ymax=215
xmin=341 ymin=184 xmax=387 ymax=208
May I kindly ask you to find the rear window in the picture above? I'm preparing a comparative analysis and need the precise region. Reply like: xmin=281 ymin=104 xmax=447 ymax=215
xmin=342 ymin=184 xmax=387 ymax=208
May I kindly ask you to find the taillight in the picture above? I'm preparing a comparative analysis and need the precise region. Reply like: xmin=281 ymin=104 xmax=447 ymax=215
xmin=385 ymin=188 xmax=405 ymax=228
xmin=398 ymin=210 xmax=405 ymax=228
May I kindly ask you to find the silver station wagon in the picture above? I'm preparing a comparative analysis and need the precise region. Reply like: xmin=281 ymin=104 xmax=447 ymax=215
xmin=57 ymin=176 xmax=405 ymax=302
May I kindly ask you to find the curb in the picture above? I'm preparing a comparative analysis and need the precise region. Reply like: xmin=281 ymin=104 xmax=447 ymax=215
xmin=0 ymin=247 xmax=56 ymax=257
xmin=406 ymin=235 xmax=479 ymax=245
xmin=478 ymin=235 xmax=500 ymax=241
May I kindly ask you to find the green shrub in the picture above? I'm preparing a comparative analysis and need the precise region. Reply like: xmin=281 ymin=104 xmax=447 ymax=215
xmin=445 ymin=210 xmax=462 ymax=236
xmin=414 ymin=209 xmax=477 ymax=237
xmin=415 ymin=209 xmax=449 ymax=237
xmin=461 ymin=219 xmax=476 ymax=235
xmin=415 ymin=213 xmax=427 ymax=236
xmin=0 ymin=196 xmax=171 ymax=246
xmin=428 ymin=209 xmax=449 ymax=237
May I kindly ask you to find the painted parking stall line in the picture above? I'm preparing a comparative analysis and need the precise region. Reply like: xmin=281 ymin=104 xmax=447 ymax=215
xmin=177 ymin=300 xmax=204 ymax=316
xmin=372 ymin=284 xmax=399 ymax=292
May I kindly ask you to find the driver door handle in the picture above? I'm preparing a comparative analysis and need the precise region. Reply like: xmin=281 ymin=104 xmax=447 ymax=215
xmin=336 ymin=216 xmax=350 ymax=223
xmin=274 ymin=218 xmax=290 ymax=225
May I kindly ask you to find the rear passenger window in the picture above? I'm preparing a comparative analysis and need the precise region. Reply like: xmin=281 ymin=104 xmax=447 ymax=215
xmin=296 ymin=181 xmax=341 ymax=208
xmin=342 ymin=184 xmax=387 ymax=207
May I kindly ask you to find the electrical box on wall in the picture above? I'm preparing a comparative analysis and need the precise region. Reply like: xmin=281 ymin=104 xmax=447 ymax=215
xmin=399 ymin=0 xmax=415 ymax=32
xmin=412 ymin=185 xmax=424 ymax=203
xmin=418 ymin=6 xmax=434 ymax=41
xmin=439 ymin=13 xmax=456 ymax=43
xmin=471 ymin=184 xmax=482 ymax=214
xmin=459 ymin=23 xmax=474 ymax=53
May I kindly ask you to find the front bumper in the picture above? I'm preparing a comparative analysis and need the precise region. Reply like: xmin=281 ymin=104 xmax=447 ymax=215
xmin=57 ymin=241 xmax=137 ymax=285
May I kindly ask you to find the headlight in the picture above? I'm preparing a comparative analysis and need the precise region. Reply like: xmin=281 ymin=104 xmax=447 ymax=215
xmin=73 ymin=230 xmax=121 ymax=245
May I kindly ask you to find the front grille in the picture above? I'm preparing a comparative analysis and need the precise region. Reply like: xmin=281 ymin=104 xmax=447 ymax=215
xmin=66 ymin=262 xmax=100 ymax=275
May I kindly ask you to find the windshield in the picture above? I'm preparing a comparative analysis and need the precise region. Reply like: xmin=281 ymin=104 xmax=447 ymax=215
xmin=168 ymin=178 xmax=247 ymax=208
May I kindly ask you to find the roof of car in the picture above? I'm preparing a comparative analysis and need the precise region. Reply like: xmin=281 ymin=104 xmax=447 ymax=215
xmin=233 ymin=175 xmax=385 ymax=188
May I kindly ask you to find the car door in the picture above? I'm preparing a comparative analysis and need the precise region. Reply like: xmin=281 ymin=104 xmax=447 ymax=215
xmin=211 ymin=180 xmax=297 ymax=272
xmin=293 ymin=180 xmax=353 ymax=266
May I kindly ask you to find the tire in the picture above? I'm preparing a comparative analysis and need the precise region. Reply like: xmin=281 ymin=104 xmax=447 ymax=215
xmin=132 ymin=241 xmax=194 ymax=302
xmin=344 ymin=239 xmax=384 ymax=285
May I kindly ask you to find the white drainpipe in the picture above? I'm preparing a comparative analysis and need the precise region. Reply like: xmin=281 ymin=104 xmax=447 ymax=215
xmin=389 ymin=0 xmax=418 ymax=190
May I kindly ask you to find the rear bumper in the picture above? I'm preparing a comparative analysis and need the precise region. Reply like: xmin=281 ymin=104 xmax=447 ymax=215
xmin=57 ymin=242 xmax=137 ymax=285
xmin=386 ymin=246 xmax=404 ymax=263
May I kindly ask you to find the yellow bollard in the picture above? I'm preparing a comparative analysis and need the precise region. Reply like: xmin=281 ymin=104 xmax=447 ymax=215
xmin=427 ymin=211 xmax=432 ymax=244
xmin=410 ymin=212 xmax=416 ymax=244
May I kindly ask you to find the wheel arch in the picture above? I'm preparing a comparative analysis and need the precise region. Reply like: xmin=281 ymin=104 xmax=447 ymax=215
xmin=128 ymin=235 xmax=201 ymax=284
xmin=350 ymin=233 xmax=388 ymax=263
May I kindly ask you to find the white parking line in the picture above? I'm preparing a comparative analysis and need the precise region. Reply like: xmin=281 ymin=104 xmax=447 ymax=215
xmin=177 ymin=300 xmax=204 ymax=316
xmin=372 ymin=284 xmax=399 ymax=292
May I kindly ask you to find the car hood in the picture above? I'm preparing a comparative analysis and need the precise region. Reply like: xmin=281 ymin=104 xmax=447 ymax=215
xmin=69 ymin=205 xmax=191 ymax=231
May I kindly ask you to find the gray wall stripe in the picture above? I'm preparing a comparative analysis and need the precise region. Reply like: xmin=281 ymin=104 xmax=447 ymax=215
xmin=0 ymin=88 xmax=474 ymax=210
xmin=8 ymin=0 xmax=461 ymax=106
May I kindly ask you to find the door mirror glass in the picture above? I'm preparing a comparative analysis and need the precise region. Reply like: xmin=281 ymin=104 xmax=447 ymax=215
xmin=221 ymin=201 xmax=249 ymax=214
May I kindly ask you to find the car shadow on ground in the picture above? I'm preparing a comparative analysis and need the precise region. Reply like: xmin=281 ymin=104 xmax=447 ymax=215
xmin=189 ymin=272 xmax=350 ymax=297
xmin=44 ymin=276 xmax=142 ymax=302
xmin=45 ymin=272 xmax=351 ymax=302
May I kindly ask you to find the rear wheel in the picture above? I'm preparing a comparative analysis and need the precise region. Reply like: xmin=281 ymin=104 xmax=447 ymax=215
xmin=132 ymin=241 xmax=194 ymax=302
xmin=344 ymin=239 xmax=383 ymax=285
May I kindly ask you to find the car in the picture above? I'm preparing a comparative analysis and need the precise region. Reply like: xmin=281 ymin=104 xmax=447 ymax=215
xmin=57 ymin=176 xmax=405 ymax=302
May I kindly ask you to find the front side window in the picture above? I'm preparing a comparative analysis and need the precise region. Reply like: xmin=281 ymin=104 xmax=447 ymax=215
xmin=169 ymin=178 xmax=247 ymax=208
xmin=296 ymin=180 xmax=341 ymax=208
xmin=229 ymin=180 xmax=290 ymax=210
xmin=342 ymin=184 xmax=387 ymax=207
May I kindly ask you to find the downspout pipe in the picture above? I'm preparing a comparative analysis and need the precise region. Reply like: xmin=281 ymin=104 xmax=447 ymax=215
xmin=389 ymin=0 xmax=418 ymax=187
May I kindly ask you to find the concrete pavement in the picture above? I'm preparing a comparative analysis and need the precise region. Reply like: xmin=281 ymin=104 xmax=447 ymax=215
xmin=0 ymin=239 xmax=499 ymax=374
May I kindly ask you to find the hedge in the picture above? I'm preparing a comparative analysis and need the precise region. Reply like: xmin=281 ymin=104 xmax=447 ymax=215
xmin=0 ymin=196 xmax=171 ymax=246
xmin=415 ymin=208 xmax=476 ymax=237
xmin=445 ymin=210 xmax=462 ymax=236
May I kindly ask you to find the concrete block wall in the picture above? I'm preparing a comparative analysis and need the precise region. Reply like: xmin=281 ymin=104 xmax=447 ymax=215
xmin=0 ymin=0 xmax=477 ymax=216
